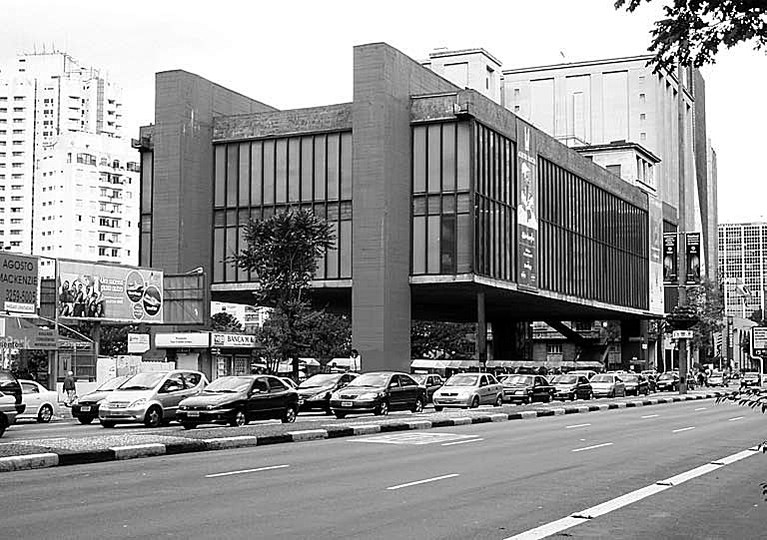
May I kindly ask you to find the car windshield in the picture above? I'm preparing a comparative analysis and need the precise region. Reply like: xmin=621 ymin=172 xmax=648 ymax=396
xmin=503 ymin=375 xmax=534 ymax=385
xmin=204 ymin=376 xmax=253 ymax=393
xmin=411 ymin=374 xmax=428 ymax=383
xmin=591 ymin=375 xmax=614 ymax=383
xmin=445 ymin=374 xmax=479 ymax=386
xmin=119 ymin=372 xmax=166 ymax=390
xmin=346 ymin=373 xmax=390 ymax=388
xmin=96 ymin=376 xmax=129 ymax=391
xmin=552 ymin=375 xmax=577 ymax=384
xmin=659 ymin=374 xmax=674 ymax=380
xmin=299 ymin=374 xmax=340 ymax=388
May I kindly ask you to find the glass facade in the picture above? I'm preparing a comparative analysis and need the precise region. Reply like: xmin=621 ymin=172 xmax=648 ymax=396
xmin=538 ymin=157 xmax=648 ymax=309
xmin=213 ymin=131 xmax=352 ymax=284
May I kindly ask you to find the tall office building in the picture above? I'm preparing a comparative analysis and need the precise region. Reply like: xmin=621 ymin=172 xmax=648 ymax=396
xmin=0 ymin=51 xmax=138 ymax=271
xmin=718 ymin=222 xmax=767 ymax=319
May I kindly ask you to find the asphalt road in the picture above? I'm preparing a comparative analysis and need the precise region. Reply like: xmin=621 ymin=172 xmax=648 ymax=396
xmin=5 ymin=397 xmax=766 ymax=539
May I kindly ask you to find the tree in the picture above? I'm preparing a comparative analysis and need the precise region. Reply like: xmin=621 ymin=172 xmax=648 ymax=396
xmin=300 ymin=311 xmax=352 ymax=369
xmin=235 ymin=209 xmax=334 ymax=378
xmin=411 ymin=321 xmax=476 ymax=359
xmin=616 ymin=0 xmax=767 ymax=71
xmin=749 ymin=309 xmax=766 ymax=326
xmin=72 ymin=322 xmax=138 ymax=357
xmin=211 ymin=312 xmax=243 ymax=333
xmin=687 ymin=278 xmax=724 ymax=360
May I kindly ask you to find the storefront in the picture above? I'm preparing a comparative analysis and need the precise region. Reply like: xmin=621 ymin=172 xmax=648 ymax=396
xmin=154 ymin=331 xmax=259 ymax=381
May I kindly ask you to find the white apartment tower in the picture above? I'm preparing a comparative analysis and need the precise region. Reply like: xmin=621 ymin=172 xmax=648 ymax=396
xmin=0 ymin=51 xmax=138 ymax=271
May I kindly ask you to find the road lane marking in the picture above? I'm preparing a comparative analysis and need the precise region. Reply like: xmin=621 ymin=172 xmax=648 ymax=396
xmin=205 ymin=464 xmax=289 ymax=478
xmin=694 ymin=407 xmax=707 ymax=411
xmin=387 ymin=473 xmax=459 ymax=490
xmin=356 ymin=432 xmax=475 ymax=445
xmin=565 ymin=423 xmax=591 ymax=429
xmin=442 ymin=438 xmax=484 ymax=446
xmin=728 ymin=416 xmax=744 ymax=422
xmin=504 ymin=446 xmax=759 ymax=540
xmin=641 ymin=414 xmax=659 ymax=419
xmin=571 ymin=442 xmax=613 ymax=453
xmin=672 ymin=427 xmax=696 ymax=433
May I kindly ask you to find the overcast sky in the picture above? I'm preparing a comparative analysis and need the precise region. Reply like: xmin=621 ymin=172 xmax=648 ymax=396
xmin=2 ymin=0 xmax=765 ymax=224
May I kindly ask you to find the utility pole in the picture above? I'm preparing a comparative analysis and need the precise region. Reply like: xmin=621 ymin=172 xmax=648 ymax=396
xmin=676 ymin=61 xmax=689 ymax=394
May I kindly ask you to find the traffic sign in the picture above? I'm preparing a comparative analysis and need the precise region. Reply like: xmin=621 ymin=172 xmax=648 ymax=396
xmin=753 ymin=327 xmax=767 ymax=355
xmin=672 ymin=330 xmax=693 ymax=340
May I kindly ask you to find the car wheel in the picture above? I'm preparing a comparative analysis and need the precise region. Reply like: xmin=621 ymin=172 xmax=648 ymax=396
xmin=230 ymin=410 xmax=247 ymax=427
xmin=375 ymin=400 xmax=389 ymax=416
xmin=412 ymin=398 xmax=424 ymax=413
xmin=100 ymin=420 xmax=116 ymax=428
xmin=494 ymin=395 xmax=503 ymax=407
xmin=570 ymin=393 xmax=576 ymax=402
xmin=144 ymin=406 xmax=162 ymax=428
xmin=434 ymin=406 xmax=444 ymax=412
xmin=181 ymin=422 xmax=197 ymax=430
xmin=544 ymin=393 xmax=552 ymax=403
xmin=334 ymin=411 xmax=347 ymax=419
xmin=77 ymin=417 xmax=94 ymax=425
xmin=524 ymin=396 xmax=531 ymax=404
xmin=325 ymin=404 xmax=334 ymax=416
xmin=470 ymin=396 xmax=480 ymax=409
xmin=282 ymin=405 xmax=297 ymax=423
xmin=588 ymin=391 xmax=594 ymax=400
xmin=37 ymin=404 xmax=54 ymax=423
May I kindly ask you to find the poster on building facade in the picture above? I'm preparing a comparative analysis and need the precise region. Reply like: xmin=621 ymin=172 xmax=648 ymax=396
xmin=0 ymin=252 xmax=39 ymax=314
xmin=57 ymin=260 xmax=164 ymax=323
xmin=516 ymin=122 xmax=538 ymax=290
xmin=685 ymin=232 xmax=701 ymax=284
xmin=663 ymin=233 xmax=678 ymax=284
xmin=648 ymin=197 xmax=664 ymax=314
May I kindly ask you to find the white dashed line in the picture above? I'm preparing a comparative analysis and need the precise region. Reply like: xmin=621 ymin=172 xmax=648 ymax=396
xmin=386 ymin=473 xmax=460 ymax=491
xmin=672 ymin=426 xmax=696 ymax=433
xmin=572 ymin=442 xmax=613 ymax=453
xmin=694 ymin=407 xmax=707 ymax=411
xmin=728 ymin=416 xmax=744 ymax=422
xmin=205 ymin=464 xmax=289 ymax=478
xmin=442 ymin=438 xmax=484 ymax=447
xmin=565 ymin=423 xmax=591 ymax=429
xmin=641 ymin=414 xmax=659 ymax=419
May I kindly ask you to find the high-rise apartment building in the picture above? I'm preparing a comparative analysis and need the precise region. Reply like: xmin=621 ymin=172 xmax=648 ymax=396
xmin=718 ymin=222 xmax=767 ymax=318
xmin=0 ymin=51 xmax=138 ymax=271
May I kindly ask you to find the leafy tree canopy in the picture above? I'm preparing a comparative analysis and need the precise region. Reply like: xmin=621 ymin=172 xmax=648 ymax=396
xmin=211 ymin=312 xmax=243 ymax=333
xmin=412 ymin=321 xmax=475 ymax=359
xmin=687 ymin=278 xmax=724 ymax=358
xmin=616 ymin=0 xmax=767 ymax=71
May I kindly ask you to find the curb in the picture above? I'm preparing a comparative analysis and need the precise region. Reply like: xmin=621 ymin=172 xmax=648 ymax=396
xmin=0 ymin=392 xmax=724 ymax=473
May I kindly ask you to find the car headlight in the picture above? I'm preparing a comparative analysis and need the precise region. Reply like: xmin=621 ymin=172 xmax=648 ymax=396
xmin=358 ymin=392 xmax=381 ymax=400
xmin=129 ymin=398 xmax=147 ymax=408
xmin=307 ymin=390 xmax=330 ymax=401
xmin=206 ymin=404 xmax=217 ymax=410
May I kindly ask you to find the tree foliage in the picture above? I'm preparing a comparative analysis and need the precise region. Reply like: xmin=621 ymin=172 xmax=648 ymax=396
xmin=301 ymin=311 xmax=352 ymax=366
xmin=749 ymin=308 xmax=766 ymax=326
xmin=411 ymin=321 xmax=476 ymax=359
xmin=73 ymin=322 xmax=138 ymax=357
xmin=687 ymin=278 xmax=724 ymax=358
xmin=616 ymin=0 xmax=767 ymax=71
xmin=211 ymin=312 xmax=243 ymax=333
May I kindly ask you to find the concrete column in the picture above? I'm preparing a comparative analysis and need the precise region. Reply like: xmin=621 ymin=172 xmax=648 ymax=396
xmin=477 ymin=292 xmax=487 ymax=366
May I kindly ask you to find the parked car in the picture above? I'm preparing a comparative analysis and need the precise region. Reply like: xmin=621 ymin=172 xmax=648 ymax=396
xmin=656 ymin=372 xmax=680 ymax=392
xmin=0 ymin=369 xmax=23 ymax=414
xmin=501 ymin=374 xmax=554 ymax=404
xmin=741 ymin=372 xmax=762 ymax=388
xmin=99 ymin=370 xmax=208 ymax=428
xmin=707 ymin=372 xmax=728 ymax=387
xmin=411 ymin=373 xmax=444 ymax=403
xmin=550 ymin=374 xmax=593 ymax=401
xmin=329 ymin=372 xmax=426 ymax=418
xmin=17 ymin=379 xmax=59 ymax=423
xmin=590 ymin=373 xmax=626 ymax=398
xmin=71 ymin=375 xmax=130 ymax=424
xmin=280 ymin=377 xmax=299 ymax=390
xmin=622 ymin=374 xmax=650 ymax=396
xmin=569 ymin=370 xmax=597 ymax=380
xmin=178 ymin=375 xmax=299 ymax=428
xmin=432 ymin=373 xmax=503 ymax=411
xmin=298 ymin=372 xmax=357 ymax=414
xmin=0 ymin=391 xmax=22 ymax=438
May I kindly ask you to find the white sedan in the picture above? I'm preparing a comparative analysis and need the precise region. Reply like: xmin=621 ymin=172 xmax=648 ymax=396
xmin=17 ymin=379 xmax=59 ymax=423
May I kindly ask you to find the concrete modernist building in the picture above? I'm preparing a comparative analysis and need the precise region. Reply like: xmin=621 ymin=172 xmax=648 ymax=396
xmin=0 ymin=51 xmax=138 ymax=269
xmin=719 ymin=222 xmax=767 ymax=318
xmin=138 ymin=43 xmax=664 ymax=372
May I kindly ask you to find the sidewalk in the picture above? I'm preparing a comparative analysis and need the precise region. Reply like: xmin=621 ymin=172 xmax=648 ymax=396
xmin=0 ymin=391 xmax=726 ymax=473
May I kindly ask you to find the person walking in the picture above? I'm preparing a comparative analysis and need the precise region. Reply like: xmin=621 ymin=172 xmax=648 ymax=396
xmin=63 ymin=371 xmax=77 ymax=406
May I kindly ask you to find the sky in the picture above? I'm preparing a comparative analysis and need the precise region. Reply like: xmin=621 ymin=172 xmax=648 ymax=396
xmin=2 ymin=0 xmax=765 ymax=223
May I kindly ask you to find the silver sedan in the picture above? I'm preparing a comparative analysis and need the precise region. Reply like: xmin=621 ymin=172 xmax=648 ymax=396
xmin=432 ymin=373 xmax=504 ymax=411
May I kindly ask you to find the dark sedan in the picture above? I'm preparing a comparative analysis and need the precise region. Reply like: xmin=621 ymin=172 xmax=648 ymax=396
xmin=329 ymin=372 xmax=426 ymax=418
xmin=411 ymin=373 xmax=444 ymax=403
xmin=501 ymin=374 xmax=554 ymax=404
xmin=177 ymin=375 xmax=299 ymax=428
xmin=550 ymin=374 xmax=592 ymax=401
xmin=297 ymin=372 xmax=357 ymax=414
xmin=71 ymin=375 xmax=130 ymax=424
xmin=622 ymin=374 xmax=650 ymax=396
xmin=656 ymin=372 xmax=679 ymax=392
xmin=741 ymin=372 xmax=762 ymax=388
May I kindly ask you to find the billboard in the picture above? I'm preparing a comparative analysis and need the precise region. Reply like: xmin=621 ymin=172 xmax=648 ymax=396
xmin=516 ymin=122 xmax=538 ymax=290
xmin=663 ymin=233 xmax=678 ymax=284
xmin=0 ymin=252 xmax=39 ymax=314
xmin=685 ymin=232 xmax=701 ymax=284
xmin=57 ymin=260 xmax=164 ymax=323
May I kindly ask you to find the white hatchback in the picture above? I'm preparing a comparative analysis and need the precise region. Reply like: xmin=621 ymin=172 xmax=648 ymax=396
xmin=17 ymin=379 xmax=59 ymax=423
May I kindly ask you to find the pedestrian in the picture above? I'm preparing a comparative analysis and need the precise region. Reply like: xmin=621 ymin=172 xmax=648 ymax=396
xmin=63 ymin=371 xmax=77 ymax=406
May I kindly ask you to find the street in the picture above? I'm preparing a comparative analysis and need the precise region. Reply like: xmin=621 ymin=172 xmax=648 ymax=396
xmin=4 ymin=398 xmax=766 ymax=539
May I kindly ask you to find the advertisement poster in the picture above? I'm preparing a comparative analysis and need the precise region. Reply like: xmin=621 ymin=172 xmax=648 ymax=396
xmin=648 ymin=198 xmax=664 ymax=314
xmin=685 ymin=232 xmax=701 ymax=284
xmin=57 ymin=260 xmax=164 ymax=323
xmin=0 ymin=252 xmax=39 ymax=314
xmin=516 ymin=123 xmax=538 ymax=290
xmin=663 ymin=233 xmax=678 ymax=284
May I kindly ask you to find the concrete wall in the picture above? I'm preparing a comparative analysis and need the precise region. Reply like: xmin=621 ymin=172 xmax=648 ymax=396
xmin=351 ymin=43 xmax=459 ymax=372
xmin=149 ymin=70 xmax=276 ymax=275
